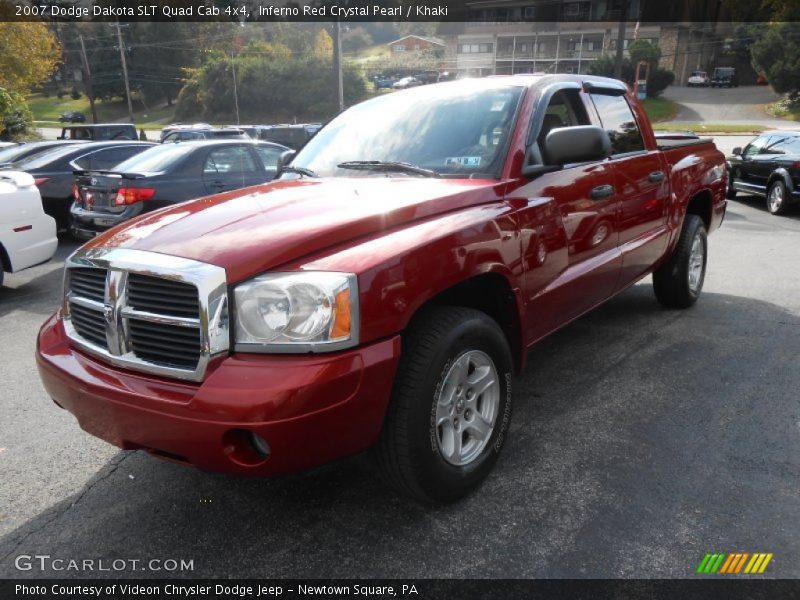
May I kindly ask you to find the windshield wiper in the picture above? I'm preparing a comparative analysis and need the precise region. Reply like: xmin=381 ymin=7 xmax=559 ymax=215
xmin=281 ymin=165 xmax=318 ymax=178
xmin=337 ymin=161 xmax=440 ymax=178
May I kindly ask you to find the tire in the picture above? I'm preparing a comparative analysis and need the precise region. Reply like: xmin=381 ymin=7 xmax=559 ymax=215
xmin=726 ymin=168 xmax=738 ymax=200
xmin=766 ymin=179 xmax=790 ymax=216
xmin=376 ymin=306 xmax=513 ymax=503
xmin=653 ymin=214 xmax=708 ymax=309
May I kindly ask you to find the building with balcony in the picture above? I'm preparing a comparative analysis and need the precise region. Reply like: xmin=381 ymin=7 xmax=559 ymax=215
xmin=441 ymin=0 xmax=732 ymax=82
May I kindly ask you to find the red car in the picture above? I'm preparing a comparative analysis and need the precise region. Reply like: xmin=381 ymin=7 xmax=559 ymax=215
xmin=37 ymin=75 xmax=727 ymax=503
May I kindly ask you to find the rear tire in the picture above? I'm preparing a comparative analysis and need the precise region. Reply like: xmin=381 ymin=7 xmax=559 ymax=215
xmin=376 ymin=306 xmax=513 ymax=503
xmin=766 ymin=180 xmax=790 ymax=216
xmin=653 ymin=214 xmax=707 ymax=309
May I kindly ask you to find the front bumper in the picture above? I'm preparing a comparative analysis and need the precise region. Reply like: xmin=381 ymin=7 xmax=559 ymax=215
xmin=37 ymin=313 xmax=401 ymax=475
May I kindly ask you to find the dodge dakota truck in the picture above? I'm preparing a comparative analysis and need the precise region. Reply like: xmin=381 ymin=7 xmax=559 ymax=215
xmin=37 ymin=75 xmax=726 ymax=502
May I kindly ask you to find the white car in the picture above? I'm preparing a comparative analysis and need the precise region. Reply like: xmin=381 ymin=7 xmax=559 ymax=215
xmin=687 ymin=70 xmax=710 ymax=87
xmin=392 ymin=76 xmax=421 ymax=89
xmin=0 ymin=171 xmax=58 ymax=286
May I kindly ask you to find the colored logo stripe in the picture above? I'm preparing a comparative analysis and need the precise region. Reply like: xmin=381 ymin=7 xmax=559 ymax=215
xmin=697 ymin=553 xmax=773 ymax=574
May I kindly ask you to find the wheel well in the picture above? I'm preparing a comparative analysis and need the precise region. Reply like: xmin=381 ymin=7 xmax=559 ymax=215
xmin=409 ymin=273 xmax=524 ymax=372
xmin=767 ymin=172 xmax=787 ymax=190
xmin=0 ymin=242 xmax=10 ymax=272
xmin=686 ymin=190 xmax=712 ymax=231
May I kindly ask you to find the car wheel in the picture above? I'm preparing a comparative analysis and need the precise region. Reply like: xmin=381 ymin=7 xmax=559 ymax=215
xmin=653 ymin=214 xmax=707 ymax=309
xmin=726 ymin=169 xmax=738 ymax=200
xmin=376 ymin=306 xmax=513 ymax=503
xmin=767 ymin=179 xmax=790 ymax=215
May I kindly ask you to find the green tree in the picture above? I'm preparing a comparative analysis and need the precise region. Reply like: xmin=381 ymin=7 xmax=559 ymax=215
xmin=0 ymin=88 xmax=36 ymax=141
xmin=0 ymin=23 xmax=60 ymax=94
xmin=751 ymin=22 xmax=800 ymax=101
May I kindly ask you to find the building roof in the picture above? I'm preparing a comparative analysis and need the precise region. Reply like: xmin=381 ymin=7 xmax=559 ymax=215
xmin=386 ymin=35 xmax=446 ymax=47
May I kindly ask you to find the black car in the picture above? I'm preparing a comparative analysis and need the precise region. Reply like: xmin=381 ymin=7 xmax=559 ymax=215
xmin=58 ymin=123 xmax=138 ymax=141
xmin=0 ymin=140 xmax=88 ymax=168
xmin=161 ymin=128 xmax=248 ymax=143
xmin=726 ymin=130 xmax=800 ymax=215
xmin=59 ymin=111 xmax=86 ymax=123
xmin=710 ymin=67 xmax=738 ymax=88
xmin=8 ymin=141 xmax=155 ymax=229
xmin=258 ymin=124 xmax=321 ymax=150
xmin=69 ymin=139 xmax=291 ymax=240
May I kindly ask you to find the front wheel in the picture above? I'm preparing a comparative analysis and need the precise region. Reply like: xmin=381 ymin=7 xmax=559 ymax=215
xmin=767 ymin=180 xmax=790 ymax=215
xmin=653 ymin=214 xmax=707 ymax=308
xmin=376 ymin=306 xmax=513 ymax=503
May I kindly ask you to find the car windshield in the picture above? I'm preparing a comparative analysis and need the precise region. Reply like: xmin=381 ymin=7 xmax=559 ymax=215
xmin=291 ymin=82 xmax=525 ymax=178
xmin=112 ymin=143 xmax=195 ymax=172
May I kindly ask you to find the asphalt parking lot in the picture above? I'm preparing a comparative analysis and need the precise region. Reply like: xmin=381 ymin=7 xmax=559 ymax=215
xmin=1 ymin=173 xmax=799 ymax=579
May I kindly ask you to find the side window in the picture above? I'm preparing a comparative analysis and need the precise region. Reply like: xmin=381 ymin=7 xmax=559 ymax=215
xmin=203 ymin=146 xmax=258 ymax=175
xmin=743 ymin=136 xmax=769 ymax=157
xmin=255 ymin=146 xmax=282 ymax=176
xmin=538 ymin=89 xmax=590 ymax=148
xmin=760 ymin=135 xmax=791 ymax=155
xmin=590 ymin=93 xmax=645 ymax=155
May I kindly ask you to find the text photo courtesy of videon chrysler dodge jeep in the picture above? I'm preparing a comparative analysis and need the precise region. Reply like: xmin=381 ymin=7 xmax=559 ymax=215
xmin=0 ymin=1 xmax=799 ymax=598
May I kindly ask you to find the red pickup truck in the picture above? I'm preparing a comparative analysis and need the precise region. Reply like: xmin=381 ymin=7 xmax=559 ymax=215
xmin=37 ymin=75 xmax=726 ymax=502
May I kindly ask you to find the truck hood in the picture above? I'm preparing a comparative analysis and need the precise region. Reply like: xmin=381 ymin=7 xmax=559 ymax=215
xmin=85 ymin=177 xmax=503 ymax=282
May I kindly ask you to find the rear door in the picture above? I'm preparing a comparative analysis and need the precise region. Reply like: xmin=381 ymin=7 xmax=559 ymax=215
xmin=588 ymin=91 xmax=670 ymax=285
xmin=513 ymin=85 xmax=621 ymax=341
xmin=201 ymin=144 xmax=262 ymax=194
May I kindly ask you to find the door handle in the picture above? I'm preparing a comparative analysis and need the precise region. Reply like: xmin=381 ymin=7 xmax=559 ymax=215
xmin=648 ymin=170 xmax=665 ymax=183
xmin=590 ymin=184 xmax=614 ymax=200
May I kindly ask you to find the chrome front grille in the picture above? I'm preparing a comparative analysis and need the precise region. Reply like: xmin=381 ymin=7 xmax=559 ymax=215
xmin=127 ymin=273 xmax=200 ymax=318
xmin=63 ymin=248 xmax=229 ymax=382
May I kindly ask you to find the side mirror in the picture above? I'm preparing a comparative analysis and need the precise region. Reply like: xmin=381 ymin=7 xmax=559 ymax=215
xmin=275 ymin=149 xmax=296 ymax=176
xmin=732 ymin=147 xmax=742 ymax=156
xmin=543 ymin=126 xmax=612 ymax=166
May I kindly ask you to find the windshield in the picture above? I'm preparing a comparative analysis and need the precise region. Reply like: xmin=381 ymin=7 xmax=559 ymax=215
xmin=112 ymin=143 xmax=195 ymax=172
xmin=291 ymin=82 xmax=525 ymax=178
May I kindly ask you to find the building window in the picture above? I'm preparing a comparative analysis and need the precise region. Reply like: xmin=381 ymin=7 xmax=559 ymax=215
xmin=393 ymin=44 xmax=405 ymax=52
xmin=459 ymin=43 xmax=494 ymax=54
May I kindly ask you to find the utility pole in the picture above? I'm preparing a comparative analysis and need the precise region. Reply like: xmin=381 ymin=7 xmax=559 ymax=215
xmin=114 ymin=21 xmax=134 ymax=123
xmin=231 ymin=51 xmax=240 ymax=125
xmin=333 ymin=20 xmax=344 ymax=113
xmin=78 ymin=35 xmax=98 ymax=124
xmin=614 ymin=0 xmax=629 ymax=79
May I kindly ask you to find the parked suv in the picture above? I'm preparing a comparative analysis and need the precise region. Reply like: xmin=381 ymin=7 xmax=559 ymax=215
xmin=58 ymin=124 xmax=138 ymax=141
xmin=726 ymin=130 xmax=800 ymax=215
xmin=161 ymin=128 xmax=248 ymax=143
xmin=710 ymin=67 xmax=738 ymax=88
xmin=258 ymin=124 xmax=321 ymax=150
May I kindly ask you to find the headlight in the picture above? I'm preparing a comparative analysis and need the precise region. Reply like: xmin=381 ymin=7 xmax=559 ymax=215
xmin=234 ymin=272 xmax=358 ymax=353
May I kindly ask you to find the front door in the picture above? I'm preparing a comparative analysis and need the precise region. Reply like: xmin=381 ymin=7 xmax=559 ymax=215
xmin=511 ymin=86 xmax=621 ymax=343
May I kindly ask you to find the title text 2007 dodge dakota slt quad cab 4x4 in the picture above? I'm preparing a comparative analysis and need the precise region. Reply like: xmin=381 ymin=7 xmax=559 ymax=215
xmin=37 ymin=76 xmax=726 ymax=502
